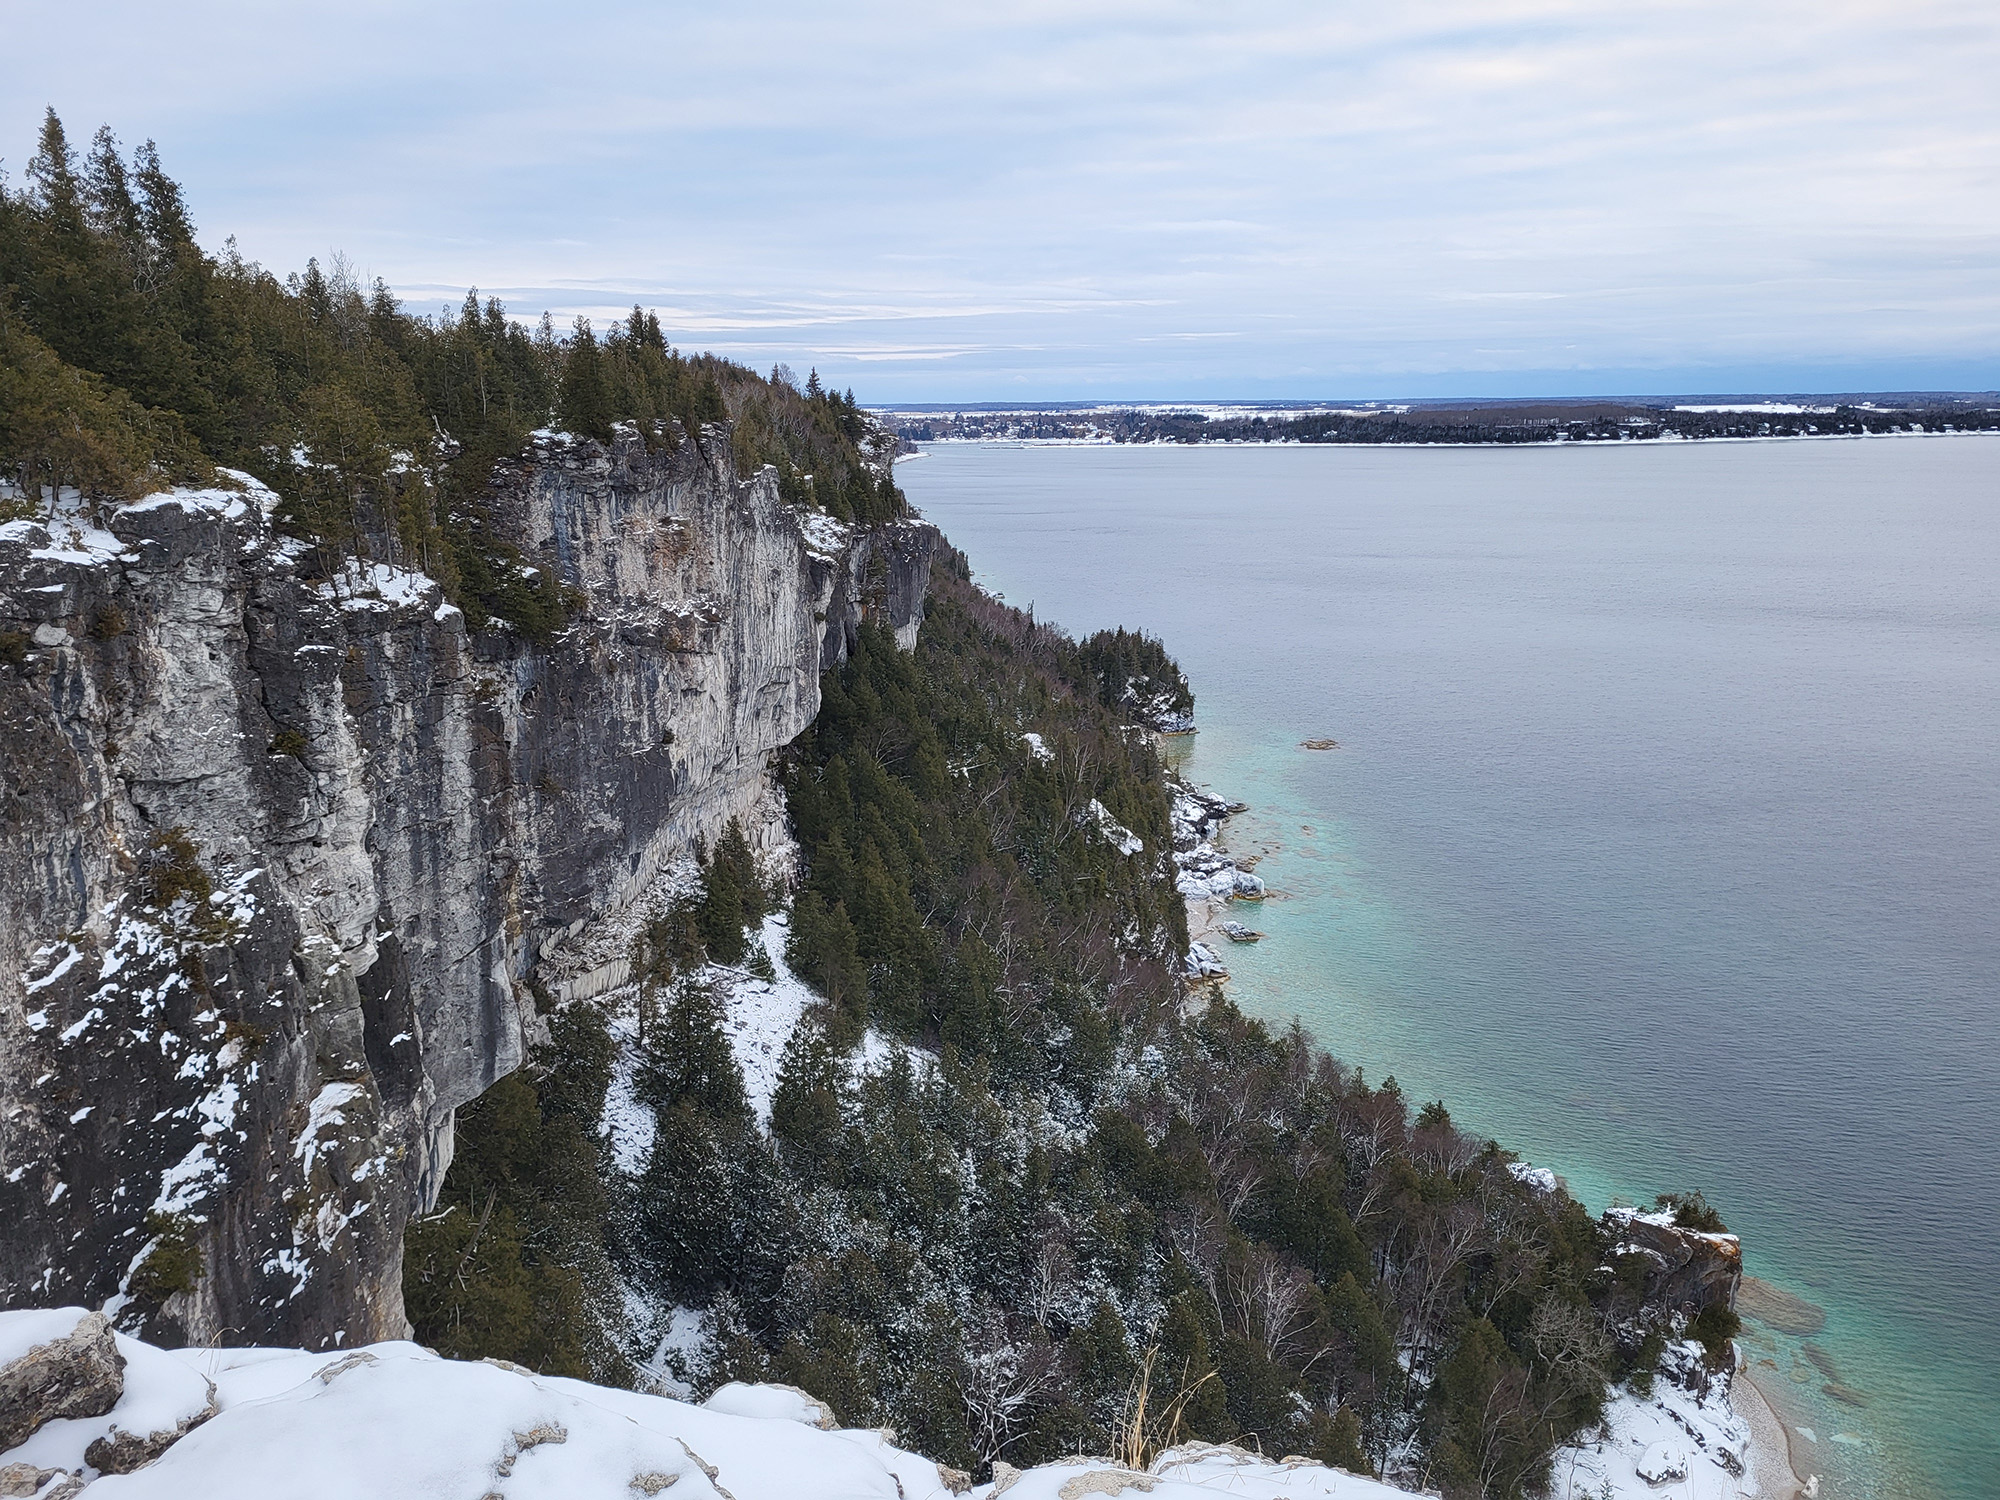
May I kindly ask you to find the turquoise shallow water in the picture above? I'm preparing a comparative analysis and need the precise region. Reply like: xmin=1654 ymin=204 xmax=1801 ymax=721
xmin=897 ymin=437 xmax=2000 ymax=1500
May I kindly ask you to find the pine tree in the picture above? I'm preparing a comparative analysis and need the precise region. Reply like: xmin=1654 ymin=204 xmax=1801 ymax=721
xmin=560 ymin=317 xmax=610 ymax=439
xmin=636 ymin=1099 xmax=744 ymax=1302
xmin=27 ymin=109 xmax=82 ymax=230
xmin=1156 ymin=1295 xmax=1235 ymax=1442
xmin=631 ymin=977 xmax=752 ymax=1302
xmin=785 ymin=892 xmax=868 ymax=1045
xmin=769 ymin=1022 xmax=845 ymax=1185
xmin=1313 ymin=1405 xmax=1369 ymax=1476
xmin=82 ymin=127 xmax=142 ymax=241
xmin=698 ymin=845 xmax=747 ymax=965
xmin=637 ymin=976 xmax=749 ymax=1122
xmin=132 ymin=140 xmax=195 ymax=249
xmin=939 ymin=934 xmax=1000 ymax=1056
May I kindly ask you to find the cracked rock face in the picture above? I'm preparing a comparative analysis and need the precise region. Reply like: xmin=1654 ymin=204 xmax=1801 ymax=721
xmin=0 ymin=1311 xmax=123 ymax=1452
xmin=0 ymin=431 xmax=936 ymax=1350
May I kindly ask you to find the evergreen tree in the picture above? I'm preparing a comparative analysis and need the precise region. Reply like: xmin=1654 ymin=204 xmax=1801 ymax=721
xmin=769 ymin=1022 xmax=846 ymax=1186
xmin=637 ymin=976 xmax=749 ymax=1122
xmin=560 ymin=316 xmax=610 ymax=439
xmin=631 ymin=978 xmax=753 ymax=1302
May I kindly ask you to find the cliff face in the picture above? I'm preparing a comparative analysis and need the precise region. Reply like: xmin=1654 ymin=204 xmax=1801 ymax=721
xmin=0 ymin=428 xmax=937 ymax=1350
xmin=1602 ymin=1207 xmax=1742 ymax=1314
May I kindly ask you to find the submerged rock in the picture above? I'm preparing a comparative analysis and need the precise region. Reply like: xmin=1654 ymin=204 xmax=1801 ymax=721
xmin=1737 ymin=1276 xmax=1827 ymax=1335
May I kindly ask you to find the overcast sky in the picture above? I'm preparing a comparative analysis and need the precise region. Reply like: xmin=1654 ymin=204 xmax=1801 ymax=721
xmin=7 ymin=1 xmax=1997 ymax=401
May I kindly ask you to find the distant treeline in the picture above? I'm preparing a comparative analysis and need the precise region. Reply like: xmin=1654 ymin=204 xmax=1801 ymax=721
xmin=883 ymin=401 xmax=2000 ymax=448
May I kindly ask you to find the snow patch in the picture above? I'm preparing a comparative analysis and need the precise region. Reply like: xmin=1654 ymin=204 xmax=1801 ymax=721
xmin=1508 ymin=1161 xmax=1559 ymax=1195
xmin=1550 ymin=1344 xmax=1758 ymax=1500
xmin=294 ymin=1083 xmax=365 ymax=1176
xmin=315 ymin=560 xmax=446 ymax=614
xmin=794 ymin=509 xmax=851 ymax=560
xmin=1082 ymin=799 xmax=1144 ymax=857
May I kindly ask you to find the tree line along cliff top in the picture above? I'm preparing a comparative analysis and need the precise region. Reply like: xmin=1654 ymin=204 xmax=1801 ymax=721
xmin=0 ymin=109 xmax=905 ymax=638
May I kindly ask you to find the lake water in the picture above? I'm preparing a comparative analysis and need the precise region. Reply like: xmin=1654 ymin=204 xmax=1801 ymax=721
xmin=897 ymin=437 xmax=2000 ymax=1500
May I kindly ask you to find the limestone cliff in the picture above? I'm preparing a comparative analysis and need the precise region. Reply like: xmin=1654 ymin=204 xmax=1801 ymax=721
xmin=1603 ymin=1206 xmax=1742 ymax=1314
xmin=0 ymin=426 xmax=937 ymax=1350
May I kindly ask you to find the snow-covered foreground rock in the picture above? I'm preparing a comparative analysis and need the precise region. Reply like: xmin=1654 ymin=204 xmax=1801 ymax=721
xmin=0 ymin=1309 xmax=1414 ymax=1500
xmin=1 ymin=1308 xmax=1798 ymax=1500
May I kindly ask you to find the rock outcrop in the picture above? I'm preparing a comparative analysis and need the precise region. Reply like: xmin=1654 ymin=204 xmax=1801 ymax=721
xmin=0 ymin=1311 xmax=123 ymax=1452
xmin=1602 ymin=1207 xmax=1742 ymax=1314
xmin=0 ymin=428 xmax=937 ymax=1350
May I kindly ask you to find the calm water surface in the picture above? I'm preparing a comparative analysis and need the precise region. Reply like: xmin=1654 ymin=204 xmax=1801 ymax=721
xmin=898 ymin=438 xmax=2000 ymax=1500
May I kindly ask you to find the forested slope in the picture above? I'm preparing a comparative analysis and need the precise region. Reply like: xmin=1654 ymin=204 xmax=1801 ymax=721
xmin=410 ymin=560 xmax=1741 ymax=1497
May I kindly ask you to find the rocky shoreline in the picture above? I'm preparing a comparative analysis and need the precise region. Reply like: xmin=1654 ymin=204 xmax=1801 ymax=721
xmin=1163 ymin=750 xmax=1801 ymax=1500
xmin=1168 ymin=778 xmax=1262 ymax=985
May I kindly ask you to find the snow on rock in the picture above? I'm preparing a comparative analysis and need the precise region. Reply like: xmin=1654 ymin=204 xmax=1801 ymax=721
xmin=3 ymin=1314 xmax=215 ymax=1479
xmin=54 ymin=1339 xmax=953 ymax=1500
xmin=1118 ymin=681 xmax=1195 ymax=735
xmin=1636 ymin=1439 xmax=1690 ymax=1484
xmin=6 ymin=515 xmax=135 ymax=569
xmin=1021 ymin=732 xmax=1052 ymax=764
xmin=1082 ymin=799 xmax=1144 ymax=857
xmin=1507 ymin=1161 xmax=1559 ymax=1195
xmin=1174 ymin=849 xmax=1264 ymax=901
xmin=703 ymin=1380 xmax=838 ymax=1430
xmin=1 ymin=475 xmax=278 ymax=576
xmin=0 ymin=1307 xmax=101 ymax=1370
xmin=313 ymin=560 xmax=450 ymax=615
xmin=1168 ymin=783 xmax=1233 ymax=848
xmin=0 ymin=1315 xmax=1417 ymax=1500
xmin=117 ymin=470 xmax=275 ymax=524
xmin=974 ymin=1442 xmax=1411 ymax=1499
xmin=1154 ymin=1442 xmax=1408 ymax=1496
xmin=1549 ymin=1344 xmax=1759 ymax=1500
xmin=294 ymin=1083 xmax=366 ymax=1177
xmin=1167 ymin=783 xmax=1260 ymax=897
xmin=1184 ymin=941 xmax=1227 ymax=979
xmin=794 ymin=509 xmax=851 ymax=560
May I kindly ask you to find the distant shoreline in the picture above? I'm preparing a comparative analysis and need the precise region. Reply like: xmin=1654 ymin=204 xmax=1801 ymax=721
xmin=882 ymin=399 xmax=2000 ymax=451
xmin=894 ymin=425 xmax=2000 ymax=453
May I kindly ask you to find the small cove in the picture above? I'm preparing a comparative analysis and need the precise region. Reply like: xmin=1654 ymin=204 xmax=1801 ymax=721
xmin=899 ymin=435 xmax=2000 ymax=1500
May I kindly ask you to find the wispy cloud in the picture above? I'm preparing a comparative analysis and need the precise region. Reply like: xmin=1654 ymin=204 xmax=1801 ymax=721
xmin=8 ymin=0 xmax=1997 ymax=397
